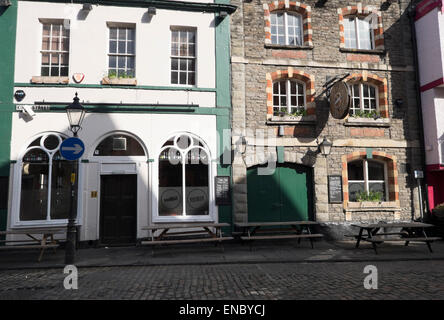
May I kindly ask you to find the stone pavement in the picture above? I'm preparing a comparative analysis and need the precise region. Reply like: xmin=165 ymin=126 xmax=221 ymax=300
xmin=1 ymin=238 xmax=444 ymax=270
xmin=1 ymin=260 xmax=444 ymax=300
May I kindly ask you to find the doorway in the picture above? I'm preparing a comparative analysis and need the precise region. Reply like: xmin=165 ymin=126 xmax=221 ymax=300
xmin=100 ymin=174 xmax=137 ymax=245
xmin=247 ymin=163 xmax=314 ymax=222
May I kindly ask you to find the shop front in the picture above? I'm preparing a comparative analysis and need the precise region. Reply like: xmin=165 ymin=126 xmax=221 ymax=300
xmin=7 ymin=111 xmax=220 ymax=244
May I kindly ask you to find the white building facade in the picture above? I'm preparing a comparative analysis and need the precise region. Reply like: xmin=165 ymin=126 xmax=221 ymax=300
xmin=6 ymin=0 xmax=235 ymax=244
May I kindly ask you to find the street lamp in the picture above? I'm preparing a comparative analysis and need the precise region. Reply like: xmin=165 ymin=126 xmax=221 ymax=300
xmin=64 ymin=93 xmax=86 ymax=265
xmin=66 ymin=92 xmax=86 ymax=137
xmin=319 ymin=137 xmax=332 ymax=157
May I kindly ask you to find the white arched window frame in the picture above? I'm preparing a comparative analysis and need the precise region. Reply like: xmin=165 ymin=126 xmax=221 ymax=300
xmin=272 ymin=79 xmax=306 ymax=115
xmin=349 ymin=82 xmax=379 ymax=116
xmin=270 ymin=11 xmax=303 ymax=46
xmin=154 ymin=133 xmax=214 ymax=222
xmin=11 ymin=132 xmax=82 ymax=227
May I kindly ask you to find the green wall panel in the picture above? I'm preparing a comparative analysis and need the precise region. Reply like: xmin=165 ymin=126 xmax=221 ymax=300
xmin=0 ymin=1 xmax=17 ymax=232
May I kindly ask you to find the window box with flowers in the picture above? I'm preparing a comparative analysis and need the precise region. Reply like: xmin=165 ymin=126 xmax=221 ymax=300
xmin=101 ymin=71 xmax=137 ymax=86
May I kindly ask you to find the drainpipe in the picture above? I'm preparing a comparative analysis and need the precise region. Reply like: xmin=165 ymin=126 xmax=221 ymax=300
xmin=407 ymin=0 xmax=431 ymax=219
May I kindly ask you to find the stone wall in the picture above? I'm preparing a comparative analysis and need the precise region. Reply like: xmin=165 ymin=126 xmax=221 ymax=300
xmin=230 ymin=0 xmax=424 ymax=238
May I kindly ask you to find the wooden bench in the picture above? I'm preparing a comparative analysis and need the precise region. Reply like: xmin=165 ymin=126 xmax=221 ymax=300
xmin=140 ymin=223 xmax=233 ymax=254
xmin=0 ymin=228 xmax=64 ymax=262
xmin=235 ymin=221 xmax=324 ymax=250
xmin=350 ymin=222 xmax=441 ymax=254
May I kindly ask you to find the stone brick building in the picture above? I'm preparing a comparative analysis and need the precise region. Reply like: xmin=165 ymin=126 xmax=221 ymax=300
xmin=230 ymin=0 xmax=424 ymax=237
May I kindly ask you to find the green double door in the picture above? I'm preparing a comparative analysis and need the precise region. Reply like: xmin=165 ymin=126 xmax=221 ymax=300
xmin=247 ymin=163 xmax=313 ymax=222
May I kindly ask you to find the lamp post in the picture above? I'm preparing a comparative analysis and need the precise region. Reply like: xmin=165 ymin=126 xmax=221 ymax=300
xmin=64 ymin=93 xmax=86 ymax=265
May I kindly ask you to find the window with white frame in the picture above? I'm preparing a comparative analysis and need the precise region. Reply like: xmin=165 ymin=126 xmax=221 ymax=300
xmin=171 ymin=28 xmax=196 ymax=85
xmin=18 ymin=134 xmax=74 ymax=222
xmin=348 ymin=159 xmax=387 ymax=202
xmin=343 ymin=16 xmax=374 ymax=50
xmin=41 ymin=22 xmax=70 ymax=77
xmin=273 ymin=79 xmax=305 ymax=115
xmin=349 ymin=83 xmax=378 ymax=116
xmin=108 ymin=26 xmax=136 ymax=78
xmin=158 ymin=134 xmax=209 ymax=216
xmin=270 ymin=12 xmax=303 ymax=46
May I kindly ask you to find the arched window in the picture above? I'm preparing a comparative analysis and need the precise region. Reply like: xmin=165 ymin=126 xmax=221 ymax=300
xmin=348 ymin=159 xmax=387 ymax=202
xmin=158 ymin=134 xmax=210 ymax=216
xmin=94 ymin=133 xmax=145 ymax=156
xmin=349 ymin=82 xmax=378 ymax=116
xmin=18 ymin=133 xmax=72 ymax=222
xmin=270 ymin=11 xmax=303 ymax=46
xmin=273 ymin=79 xmax=305 ymax=115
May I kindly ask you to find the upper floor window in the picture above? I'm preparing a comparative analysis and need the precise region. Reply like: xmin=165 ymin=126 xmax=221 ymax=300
xmin=108 ymin=26 xmax=135 ymax=78
xmin=350 ymin=83 xmax=378 ymax=116
xmin=171 ymin=28 xmax=196 ymax=85
xmin=41 ymin=22 xmax=69 ymax=77
xmin=273 ymin=79 xmax=305 ymax=115
xmin=270 ymin=12 xmax=303 ymax=46
xmin=348 ymin=159 xmax=387 ymax=202
xmin=343 ymin=16 xmax=374 ymax=50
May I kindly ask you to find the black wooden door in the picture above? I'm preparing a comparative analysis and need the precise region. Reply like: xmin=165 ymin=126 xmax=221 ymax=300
xmin=100 ymin=174 xmax=137 ymax=245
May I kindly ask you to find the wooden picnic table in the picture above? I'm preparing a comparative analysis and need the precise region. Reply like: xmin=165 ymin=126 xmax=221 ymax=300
xmin=234 ymin=221 xmax=324 ymax=249
xmin=141 ymin=223 xmax=233 ymax=253
xmin=0 ymin=228 xmax=65 ymax=262
xmin=350 ymin=222 xmax=441 ymax=254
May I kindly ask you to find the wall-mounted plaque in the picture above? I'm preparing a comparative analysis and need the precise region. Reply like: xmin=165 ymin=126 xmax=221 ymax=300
xmin=215 ymin=176 xmax=231 ymax=206
xmin=328 ymin=175 xmax=343 ymax=204
xmin=329 ymin=81 xmax=350 ymax=119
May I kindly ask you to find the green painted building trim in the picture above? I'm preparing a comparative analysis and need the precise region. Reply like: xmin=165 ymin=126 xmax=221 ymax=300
xmin=13 ymin=104 xmax=230 ymax=116
xmin=21 ymin=0 xmax=237 ymax=14
xmin=15 ymin=83 xmax=217 ymax=93
xmin=366 ymin=148 xmax=373 ymax=159
xmin=0 ymin=1 xmax=18 ymax=233
xmin=214 ymin=0 xmax=233 ymax=233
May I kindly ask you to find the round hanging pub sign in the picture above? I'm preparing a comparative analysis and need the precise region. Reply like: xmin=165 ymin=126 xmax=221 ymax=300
xmin=329 ymin=81 xmax=350 ymax=119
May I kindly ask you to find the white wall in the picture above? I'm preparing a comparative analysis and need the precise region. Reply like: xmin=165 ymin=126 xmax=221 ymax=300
xmin=9 ymin=111 xmax=219 ymax=240
xmin=415 ymin=9 xmax=444 ymax=86
xmin=14 ymin=1 xmax=216 ymax=89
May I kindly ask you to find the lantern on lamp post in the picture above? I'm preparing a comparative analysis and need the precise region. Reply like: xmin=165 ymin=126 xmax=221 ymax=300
xmin=64 ymin=93 xmax=86 ymax=265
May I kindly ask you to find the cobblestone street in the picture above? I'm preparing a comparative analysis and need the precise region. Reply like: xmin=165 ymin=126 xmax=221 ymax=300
xmin=1 ymin=260 xmax=444 ymax=300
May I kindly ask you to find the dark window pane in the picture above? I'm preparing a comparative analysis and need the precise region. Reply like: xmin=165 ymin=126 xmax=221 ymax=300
xmin=118 ymin=41 xmax=126 ymax=53
xmin=185 ymin=149 xmax=209 ymax=216
xmin=109 ymin=56 xmax=116 ymax=68
xmin=368 ymin=161 xmax=385 ymax=181
xmin=50 ymin=158 xmax=74 ymax=219
xmin=188 ymin=72 xmax=195 ymax=85
xmin=180 ymin=59 xmax=187 ymax=71
xmin=159 ymin=147 xmax=183 ymax=216
xmin=43 ymin=135 xmax=60 ymax=150
xmin=109 ymin=40 xmax=117 ymax=53
xmin=171 ymin=71 xmax=178 ymax=84
xmin=50 ymin=67 xmax=59 ymax=76
xmin=369 ymin=182 xmax=385 ymax=201
xmin=171 ymin=59 xmax=178 ymax=70
xmin=179 ymin=72 xmax=187 ymax=84
xmin=20 ymin=149 xmax=49 ymax=221
xmin=348 ymin=182 xmax=365 ymax=202
xmin=41 ymin=67 xmax=49 ymax=76
xmin=348 ymin=160 xmax=364 ymax=180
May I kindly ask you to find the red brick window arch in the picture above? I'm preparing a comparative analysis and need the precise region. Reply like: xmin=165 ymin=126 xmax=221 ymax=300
xmin=341 ymin=151 xmax=399 ymax=207
xmin=264 ymin=1 xmax=313 ymax=47
xmin=266 ymin=68 xmax=315 ymax=119
xmin=345 ymin=73 xmax=389 ymax=118
xmin=338 ymin=4 xmax=384 ymax=50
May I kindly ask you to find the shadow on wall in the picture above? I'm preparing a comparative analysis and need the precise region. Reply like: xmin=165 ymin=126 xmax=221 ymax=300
xmin=385 ymin=4 xmax=424 ymax=218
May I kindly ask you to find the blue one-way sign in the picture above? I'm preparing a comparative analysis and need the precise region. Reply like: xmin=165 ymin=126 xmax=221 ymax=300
xmin=60 ymin=137 xmax=85 ymax=161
